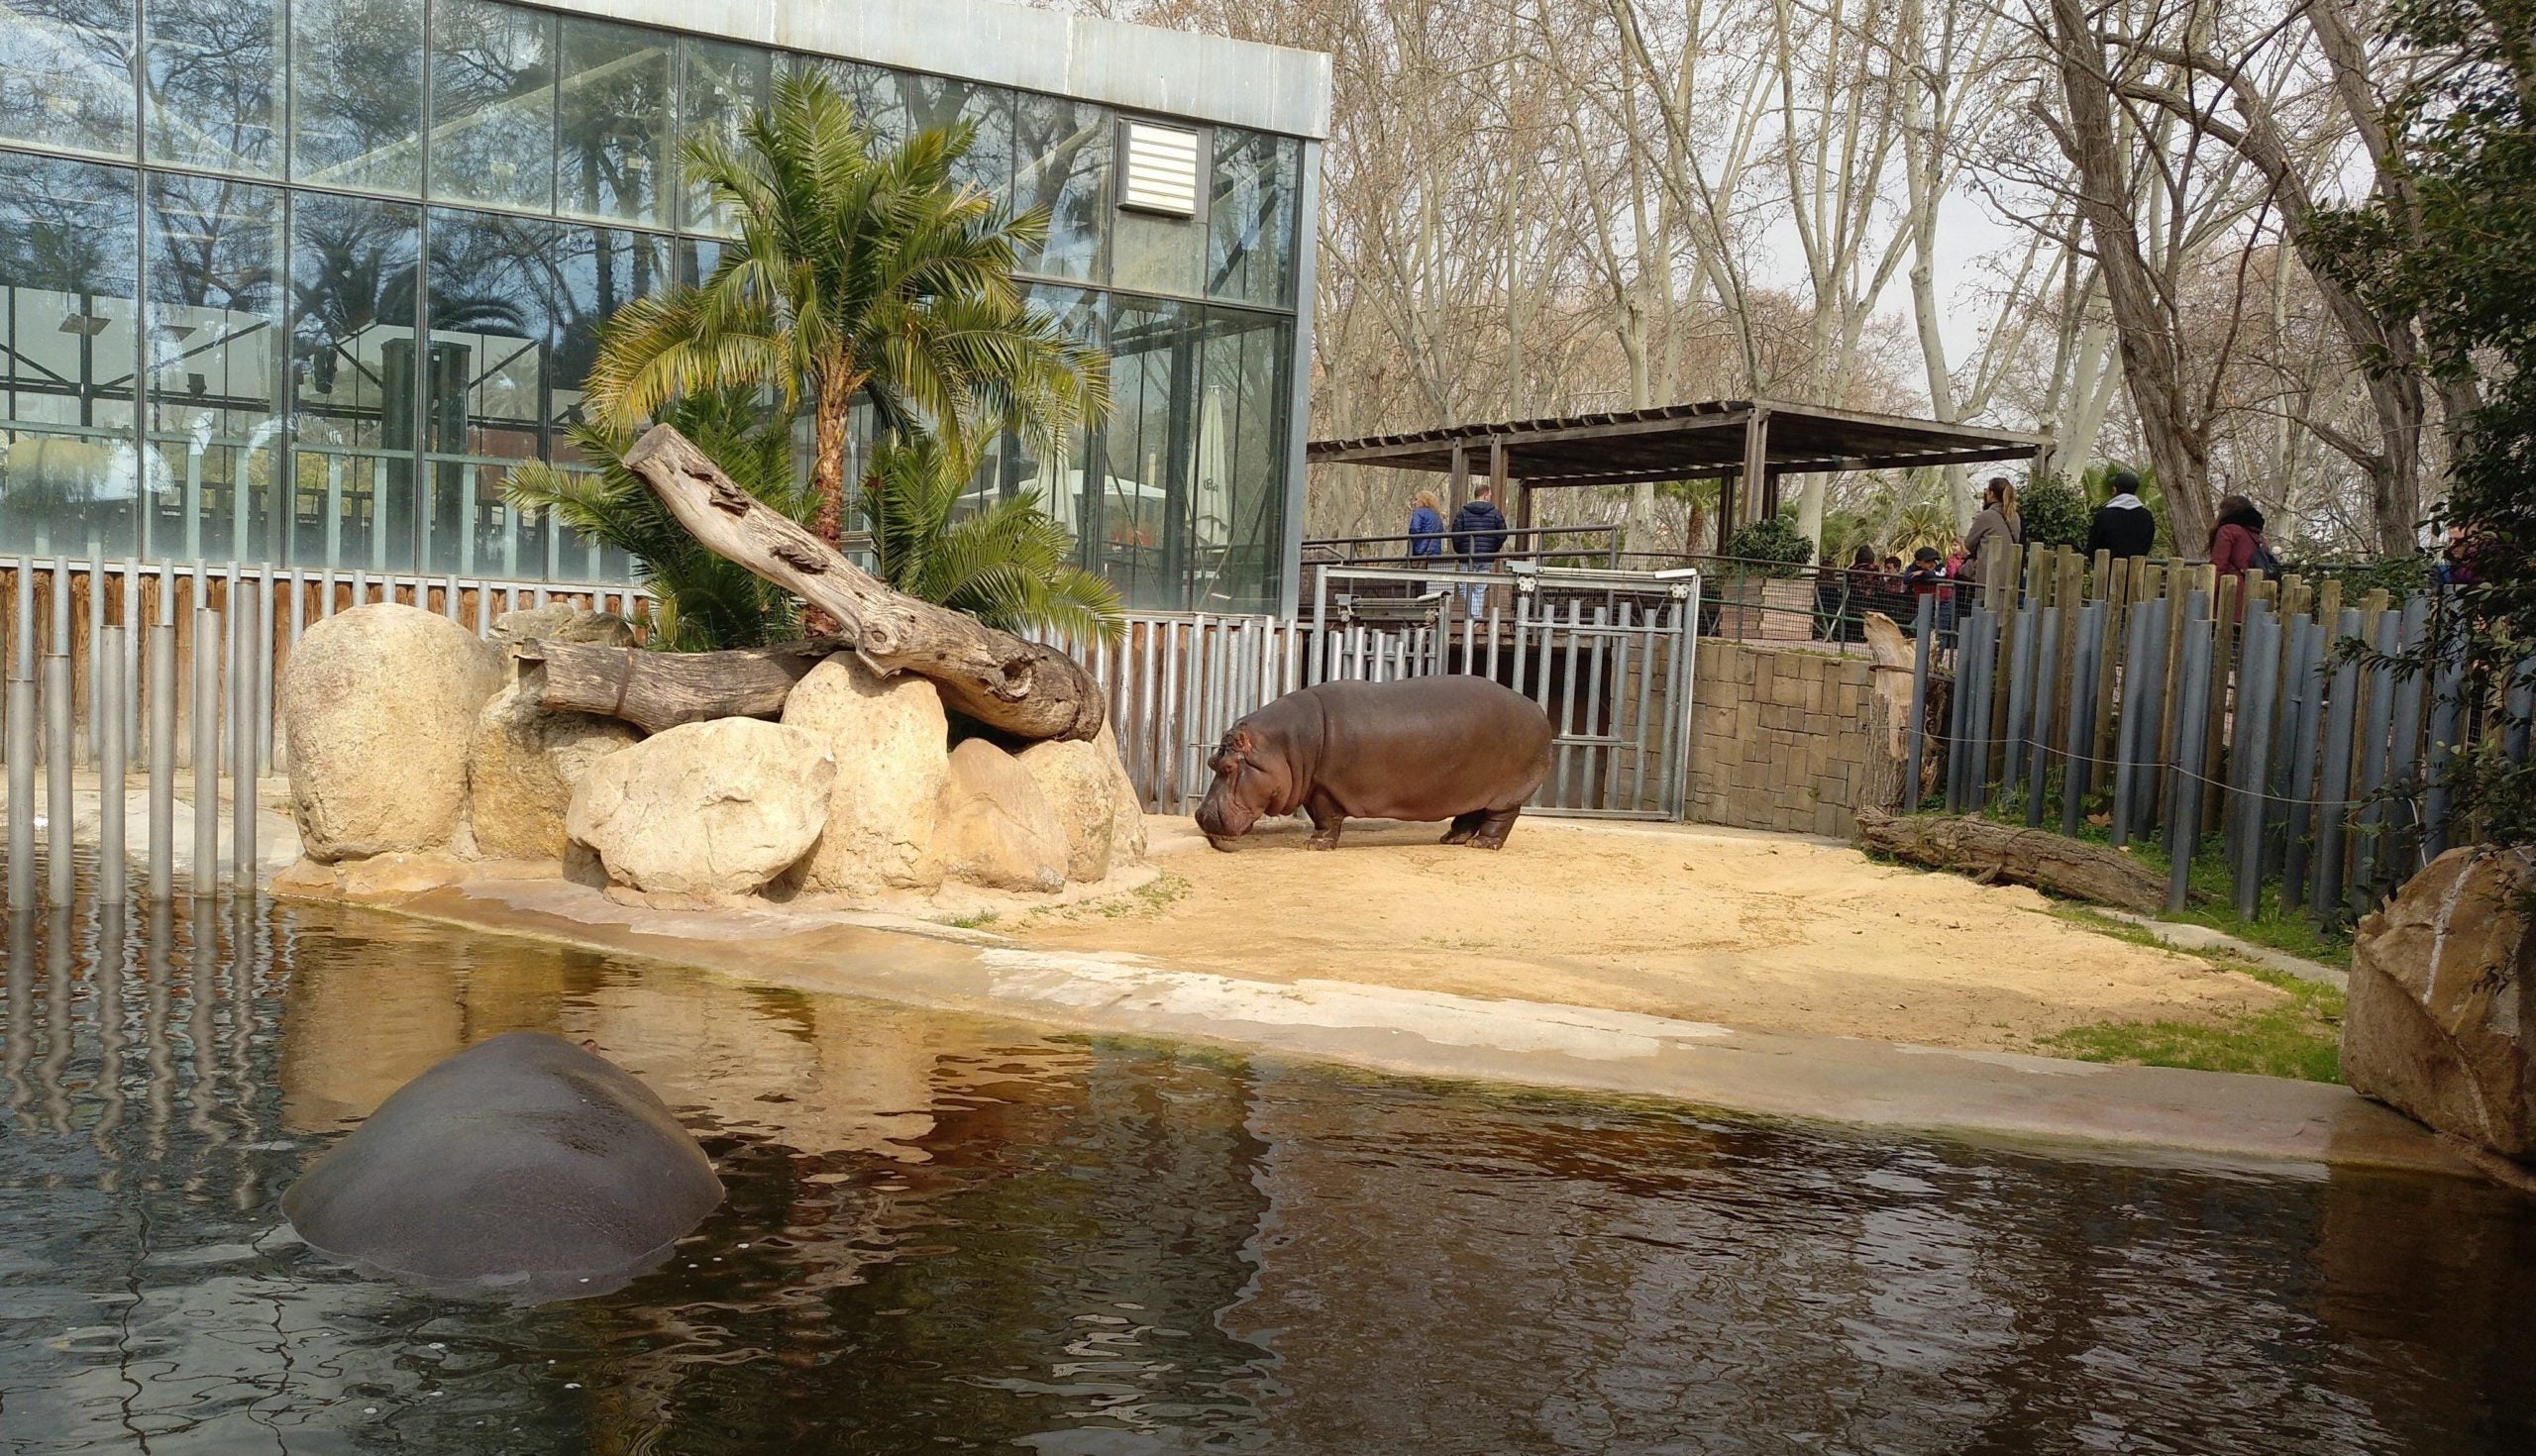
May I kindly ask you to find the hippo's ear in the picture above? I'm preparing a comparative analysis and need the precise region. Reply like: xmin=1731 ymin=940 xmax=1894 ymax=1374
xmin=1226 ymin=727 xmax=1256 ymax=756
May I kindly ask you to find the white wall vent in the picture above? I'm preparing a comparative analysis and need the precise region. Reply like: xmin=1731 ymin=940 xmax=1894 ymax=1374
xmin=1119 ymin=121 xmax=1202 ymax=217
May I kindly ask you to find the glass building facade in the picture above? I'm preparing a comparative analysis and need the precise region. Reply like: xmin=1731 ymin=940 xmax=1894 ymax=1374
xmin=0 ymin=0 xmax=1313 ymax=611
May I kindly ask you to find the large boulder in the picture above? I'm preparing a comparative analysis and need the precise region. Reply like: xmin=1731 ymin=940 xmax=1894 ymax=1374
xmin=934 ymin=738 xmax=1068 ymax=893
xmin=779 ymin=654 xmax=949 ymax=897
xmin=1014 ymin=724 xmax=1147 ymax=883
xmin=566 ymin=717 xmax=834 ymax=897
xmin=2344 ymin=846 xmax=2536 ymax=1163
xmin=281 ymin=602 xmax=503 ymax=861
xmin=468 ymin=682 xmax=641 ymax=861
xmin=1016 ymin=731 xmax=1124 ymax=883
xmin=1104 ymin=725 xmax=1149 ymax=864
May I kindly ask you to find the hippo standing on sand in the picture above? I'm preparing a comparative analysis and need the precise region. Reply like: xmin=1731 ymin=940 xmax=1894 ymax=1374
xmin=1195 ymin=676 xmax=1553 ymax=851
xmin=281 ymin=1031 xmax=723 ymax=1302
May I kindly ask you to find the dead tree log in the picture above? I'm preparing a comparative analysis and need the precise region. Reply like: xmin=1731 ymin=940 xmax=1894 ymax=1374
xmin=1860 ymin=611 xmax=1952 ymax=808
xmin=1854 ymin=806 xmax=2169 ymax=913
xmin=621 ymin=423 xmax=1105 ymax=742
xmin=518 ymin=640 xmax=830 ymax=735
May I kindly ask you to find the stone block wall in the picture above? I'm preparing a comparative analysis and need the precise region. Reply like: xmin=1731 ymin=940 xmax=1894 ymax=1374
xmin=1684 ymin=640 xmax=1881 ymax=837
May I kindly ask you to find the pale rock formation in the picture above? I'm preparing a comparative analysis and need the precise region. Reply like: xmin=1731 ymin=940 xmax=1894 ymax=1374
xmin=566 ymin=717 xmax=833 ymax=896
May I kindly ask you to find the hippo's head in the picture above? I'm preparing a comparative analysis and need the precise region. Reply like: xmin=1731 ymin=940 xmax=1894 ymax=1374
xmin=1194 ymin=726 xmax=1289 ymax=849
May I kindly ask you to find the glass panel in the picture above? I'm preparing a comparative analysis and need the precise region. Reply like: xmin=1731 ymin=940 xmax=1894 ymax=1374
xmin=145 ymin=173 xmax=284 ymax=567
xmin=1097 ymin=294 xmax=1201 ymax=611
xmin=290 ymin=0 xmax=423 ymax=196
xmin=145 ymin=0 xmax=282 ymax=174
xmin=0 ymin=154 xmax=140 ymax=556
xmin=428 ymin=0 xmax=556 ymax=214
xmin=677 ymin=39 xmax=767 ymax=236
xmin=1208 ymin=131 xmax=1299 ymax=309
xmin=556 ymin=17 xmax=671 ymax=225
xmin=894 ymin=74 xmax=1010 ymax=200
xmin=1010 ymin=92 xmax=1107 ymax=282
xmin=0 ymin=0 xmax=138 ymax=157
xmin=1005 ymin=284 xmax=1100 ymax=545
xmin=547 ymin=225 xmax=664 ymax=581
xmin=1113 ymin=173 xmax=1204 ymax=300
xmin=1194 ymin=307 xmax=1291 ymax=612
xmin=784 ymin=56 xmax=905 ymax=153
xmin=424 ymin=207 xmax=552 ymax=575
xmin=288 ymin=192 xmax=420 ymax=571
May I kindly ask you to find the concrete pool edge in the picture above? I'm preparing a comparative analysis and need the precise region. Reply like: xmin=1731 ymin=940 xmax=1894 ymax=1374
xmin=337 ymin=876 xmax=2486 ymax=1186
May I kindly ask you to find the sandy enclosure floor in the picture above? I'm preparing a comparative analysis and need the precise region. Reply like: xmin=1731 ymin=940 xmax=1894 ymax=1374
xmin=1009 ymin=815 xmax=2286 ymax=1054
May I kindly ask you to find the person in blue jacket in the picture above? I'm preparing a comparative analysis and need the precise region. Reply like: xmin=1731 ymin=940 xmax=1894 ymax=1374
xmin=1407 ymin=489 xmax=1446 ymax=597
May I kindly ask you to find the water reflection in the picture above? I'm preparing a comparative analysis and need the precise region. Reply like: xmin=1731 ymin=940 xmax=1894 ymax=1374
xmin=0 ymin=888 xmax=2532 ymax=1454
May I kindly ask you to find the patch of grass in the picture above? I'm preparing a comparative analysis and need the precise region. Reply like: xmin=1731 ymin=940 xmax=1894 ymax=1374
xmin=945 ymin=910 xmax=1000 ymax=929
xmin=2038 ymin=960 xmax=2345 ymax=1083
xmin=2114 ymin=837 xmax=2356 ymax=970
xmin=1091 ymin=872 xmax=1190 ymax=919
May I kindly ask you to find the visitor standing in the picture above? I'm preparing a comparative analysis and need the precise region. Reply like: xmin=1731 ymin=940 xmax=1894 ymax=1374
xmin=1450 ymin=484 xmax=1510 ymax=614
xmin=2209 ymin=493 xmax=2274 ymax=591
xmin=2085 ymin=470 xmax=2157 ymax=561
xmin=1407 ymin=489 xmax=1445 ymax=597
xmin=1959 ymin=477 xmax=2023 ymax=589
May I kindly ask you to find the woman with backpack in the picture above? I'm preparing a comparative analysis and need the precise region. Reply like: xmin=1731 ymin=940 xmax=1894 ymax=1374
xmin=2209 ymin=493 xmax=2276 ymax=586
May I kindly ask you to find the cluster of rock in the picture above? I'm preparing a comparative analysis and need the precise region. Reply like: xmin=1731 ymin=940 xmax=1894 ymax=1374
xmin=2344 ymin=845 xmax=2536 ymax=1172
xmin=276 ymin=601 xmax=1146 ymax=909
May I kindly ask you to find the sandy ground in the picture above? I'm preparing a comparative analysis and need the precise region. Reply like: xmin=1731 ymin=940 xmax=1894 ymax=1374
xmin=1010 ymin=815 xmax=2287 ymax=1055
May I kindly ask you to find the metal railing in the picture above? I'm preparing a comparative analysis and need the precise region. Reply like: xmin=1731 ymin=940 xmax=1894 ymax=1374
xmin=1301 ymin=524 xmax=1624 ymax=572
xmin=0 ymin=556 xmax=651 ymax=908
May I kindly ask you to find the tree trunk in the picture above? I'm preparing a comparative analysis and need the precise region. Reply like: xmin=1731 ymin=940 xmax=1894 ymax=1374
xmin=1854 ymin=806 xmax=2169 ymax=913
xmin=518 ymin=640 xmax=831 ymax=735
xmin=622 ymin=423 xmax=1107 ymax=742
xmin=2048 ymin=0 xmax=2215 ymax=549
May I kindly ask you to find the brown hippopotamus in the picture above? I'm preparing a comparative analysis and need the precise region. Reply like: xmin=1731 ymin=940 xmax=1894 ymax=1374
xmin=1194 ymin=676 xmax=1553 ymax=851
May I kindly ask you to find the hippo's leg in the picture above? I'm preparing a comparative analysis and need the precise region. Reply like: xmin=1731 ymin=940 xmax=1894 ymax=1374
xmin=1440 ymin=811 xmax=1487 ymax=845
xmin=1468 ymin=805 xmax=1523 ymax=850
xmin=1304 ymin=798 xmax=1346 ymax=851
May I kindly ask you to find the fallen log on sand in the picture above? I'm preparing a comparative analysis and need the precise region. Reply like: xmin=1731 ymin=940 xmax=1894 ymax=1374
xmin=518 ymin=640 xmax=830 ymax=735
xmin=1854 ymin=805 xmax=2168 ymax=913
xmin=621 ymin=423 xmax=1105 ymax=743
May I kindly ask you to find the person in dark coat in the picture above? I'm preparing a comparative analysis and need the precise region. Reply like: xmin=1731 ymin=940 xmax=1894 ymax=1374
xmin=1449 ymin=484 xmax=1511 ymax=612
xmin=2208 ymin=493 xmax=2269 ymax=585
xmin=2085 ymin=469 xmax=2158 ymax=561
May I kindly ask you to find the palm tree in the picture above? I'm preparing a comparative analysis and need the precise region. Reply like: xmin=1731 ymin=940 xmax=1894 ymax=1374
xmin=505 ymin=389 xmax=812 ymax=651
xmin=582 ymin=70 xmax=1107 ymax=555
xmin=861 ymin=431 xmax=1123 ymax=645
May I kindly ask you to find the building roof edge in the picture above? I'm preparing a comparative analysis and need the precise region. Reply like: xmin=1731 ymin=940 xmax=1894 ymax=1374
xmin=539 ymin=0 xmax=1335 ymax=139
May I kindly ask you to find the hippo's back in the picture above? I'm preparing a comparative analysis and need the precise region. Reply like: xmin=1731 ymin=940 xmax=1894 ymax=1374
xmin=1303 ymin=676 xmax=1552 ymax=814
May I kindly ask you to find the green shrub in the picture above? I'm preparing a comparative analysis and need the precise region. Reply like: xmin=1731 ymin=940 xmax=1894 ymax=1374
xmin=2020 ymin=473 xmax=2090 ymax=551
xmin=1722 ymin=517 xmax=1816 ymax=577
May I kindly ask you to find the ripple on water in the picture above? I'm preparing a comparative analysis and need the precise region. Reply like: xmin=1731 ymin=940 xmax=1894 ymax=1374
xmin=0 ymin=887 xmax=2531 ymax=1453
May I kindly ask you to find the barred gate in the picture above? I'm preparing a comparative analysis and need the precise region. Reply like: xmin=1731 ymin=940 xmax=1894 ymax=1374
xmin=1045 ymin=565 xmax=1700 ymax=821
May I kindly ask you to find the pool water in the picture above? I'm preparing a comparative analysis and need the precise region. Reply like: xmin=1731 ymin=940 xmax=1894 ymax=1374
xmin=2 ymin=891 xmax=2534 ymax=1454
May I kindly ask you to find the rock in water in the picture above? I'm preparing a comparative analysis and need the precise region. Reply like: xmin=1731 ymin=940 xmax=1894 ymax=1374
xmin=2345 ymin=846 xmax=2536 ymax=1163
xmin=281 ymin=1032 xmax=723 ymax=1302
xmin=565 ymin=717 xmax=833 ymax=896
xmin=936 ymin=738 xmax=1068 ymax=892
xmin=468 ymin=681 xmax=640 ymax=861
xmin=280 ymin=603 xmax=503 ymax=861
xmin=780 ymin=653 xmax=949 ymax=897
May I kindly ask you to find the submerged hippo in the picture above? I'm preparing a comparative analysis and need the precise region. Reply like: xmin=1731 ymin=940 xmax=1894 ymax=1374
xmin=281 ymin=1031 xmax=723 ymax=1303
xmin=1195 ymin=676 xmax=1553 ymax=851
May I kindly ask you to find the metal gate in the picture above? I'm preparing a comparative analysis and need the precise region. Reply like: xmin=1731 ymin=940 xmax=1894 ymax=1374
xmin=1054 ymin=566 xmax=1699 ymax=820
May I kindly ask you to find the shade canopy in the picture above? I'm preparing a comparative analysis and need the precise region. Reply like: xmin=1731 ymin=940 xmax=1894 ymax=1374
xmin=1308 ymin=400 xmax=2047 ymax=487
xmin=1307 ymin=399 xmax=2050 ymax=553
